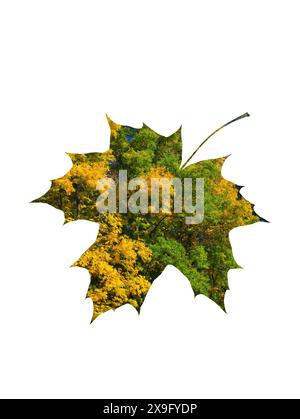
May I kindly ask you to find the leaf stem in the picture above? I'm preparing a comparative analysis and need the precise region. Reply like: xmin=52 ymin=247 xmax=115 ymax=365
xmin=181 ymin=112 xmax=250 ymax=170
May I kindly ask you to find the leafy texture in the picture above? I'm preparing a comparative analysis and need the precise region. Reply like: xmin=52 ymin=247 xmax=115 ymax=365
xmin=35 ymin=116 xmax=262 ymax=320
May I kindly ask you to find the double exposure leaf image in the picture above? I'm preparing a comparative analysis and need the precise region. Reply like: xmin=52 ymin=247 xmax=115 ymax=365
xmin=34 ymin=113 xmax=264 ymax=320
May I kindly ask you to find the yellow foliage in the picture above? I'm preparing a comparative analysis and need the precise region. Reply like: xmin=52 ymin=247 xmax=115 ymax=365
xmin=70 ymin=162 xmax=107 ymax=189
xmin=142 ymin=166 xmax=178 ymax=214
xmin=54 ymin=177 xmax=75 ymax=195
xmin=145 ymin=166 xmax=174 ymax=181
xmin=106 ymin=115 xmax=121 ymax=138
xmin=53 ymin=157 xmax=111 ymax=195
xmin=212 ymin=178 xmax=255 ymax=224
xmin=74 ymin=213 xmax=152 ymax=319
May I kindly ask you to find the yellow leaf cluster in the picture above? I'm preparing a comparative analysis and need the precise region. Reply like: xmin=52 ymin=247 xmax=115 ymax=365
xmin=70 ymin=162 xmax=107 ymax=189
xmin=213 ymin=178 xmax=255 ymax=223
xmin=106 ymin=115 xmax=121 ymax=138
xmin=145 ymin=166 xmax=174 ymax=181
xmin=142 ymin=166 xmax=177 ymax=214
xmin=53 ymin=155 xmax=112 ymax=195
xmin=74 ymin=213 xmax=152 ymax=318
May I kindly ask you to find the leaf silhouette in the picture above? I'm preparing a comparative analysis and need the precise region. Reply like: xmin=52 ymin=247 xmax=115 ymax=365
xmin=34 ymin=113 xmax=264 ymax=320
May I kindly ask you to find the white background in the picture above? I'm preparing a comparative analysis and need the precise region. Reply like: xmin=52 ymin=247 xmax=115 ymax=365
xmin=0 ymin=0 xmax=300 ymax=398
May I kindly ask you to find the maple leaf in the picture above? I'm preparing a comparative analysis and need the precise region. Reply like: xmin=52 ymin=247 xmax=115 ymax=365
xmin=34 ymin=113 xmax=264 ymax=320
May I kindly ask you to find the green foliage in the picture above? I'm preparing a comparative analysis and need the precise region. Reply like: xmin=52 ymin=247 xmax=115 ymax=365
xmin=148 ymin=237 xmax=211 ymax=296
